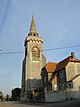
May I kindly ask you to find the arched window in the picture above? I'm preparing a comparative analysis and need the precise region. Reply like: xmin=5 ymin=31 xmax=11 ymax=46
xmin=32 ymin=46 xmax=40 ymax=61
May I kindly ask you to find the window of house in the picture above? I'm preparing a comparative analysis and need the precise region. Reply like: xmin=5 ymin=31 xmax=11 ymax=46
xmin=67 ymin=81 xmax=73 ymax=88
xmin=60 ymin=70 xmax=64 ymax=79
xmin=68 ymin=83 xmax=71 ymax=88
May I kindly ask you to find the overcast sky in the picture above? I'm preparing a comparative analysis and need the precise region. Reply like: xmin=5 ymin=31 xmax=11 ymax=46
xmin=0 ymin=0 xmax=80 ymax=95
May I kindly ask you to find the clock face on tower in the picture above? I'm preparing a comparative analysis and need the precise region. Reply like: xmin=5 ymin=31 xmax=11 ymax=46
xmin=32 ymin=46 xmax=40 ymax=61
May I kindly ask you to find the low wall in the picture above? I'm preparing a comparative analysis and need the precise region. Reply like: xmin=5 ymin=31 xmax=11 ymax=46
xmin=45 ymin=91 xmax=66 ymax=102
xmin=67 ymin=91 xmax=80 ymax=100
xmin=45 ymin=91 xmax=80 ymax=102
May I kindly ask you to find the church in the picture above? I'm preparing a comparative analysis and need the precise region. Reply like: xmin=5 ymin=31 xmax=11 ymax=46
xmin=20 ymin=16 xmax=46 ymax=101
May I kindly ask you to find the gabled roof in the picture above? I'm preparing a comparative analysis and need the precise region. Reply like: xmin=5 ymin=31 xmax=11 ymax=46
xmin=44 ymin=62 xmax=57 ymax=73
xmin=55 ymin=56 xmax=70 ymax=71
xmin=55 ymin=56 xmax=80 ymax=71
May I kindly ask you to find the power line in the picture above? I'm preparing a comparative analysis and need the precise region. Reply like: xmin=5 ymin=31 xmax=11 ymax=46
xmin=0 ymin=44 xmax=80 ymax=55
xmin=43 ymin=44 xmax=80 ymax=51
xmin=0 ymin=51 xmax=24 ymax=55
xmin=0 ymin=0 xmax=12 ymax=37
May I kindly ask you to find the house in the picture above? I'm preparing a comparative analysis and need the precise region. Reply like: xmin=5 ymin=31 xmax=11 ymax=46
xmin=41 ymin=62 xmax=57 ymax=91
xmin=49 ymin=52 xmax=80 ymax=91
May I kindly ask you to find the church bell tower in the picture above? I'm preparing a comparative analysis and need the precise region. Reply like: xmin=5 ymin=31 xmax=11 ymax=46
xmin=21 ymin=16 xmax=46 ymax=100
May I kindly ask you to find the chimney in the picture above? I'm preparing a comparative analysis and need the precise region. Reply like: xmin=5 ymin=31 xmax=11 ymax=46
xmin=71 ymin=52 xmax=75 ymax=59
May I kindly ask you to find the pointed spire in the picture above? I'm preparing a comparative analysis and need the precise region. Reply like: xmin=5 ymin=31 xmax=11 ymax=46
xmin=28 ymin=16 xmax=38 ymax=37
xmin=30 ymin=16 xmax=37 ymax=33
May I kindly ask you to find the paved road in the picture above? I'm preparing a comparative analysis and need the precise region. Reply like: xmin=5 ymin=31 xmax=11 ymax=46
xmin=0 ymin=100 xmax=80 ymax=107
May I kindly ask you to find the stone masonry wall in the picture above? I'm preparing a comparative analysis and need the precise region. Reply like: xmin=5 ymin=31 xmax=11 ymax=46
xmin=45 ymin=91 xmax=80 ymax=102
